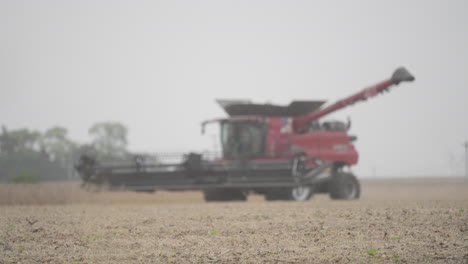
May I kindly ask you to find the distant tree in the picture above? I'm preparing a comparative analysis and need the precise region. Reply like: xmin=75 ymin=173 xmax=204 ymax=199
xmin=39 ymin=126 xmax=80 ymax=180
xmin=40 ymin=126 xmax=76 ymax=164
xmin=0 ymin=126 xmax=13 ymax=154
xmin=88 ymin=122 xmax=128 ymax=159
xmin=0 ymin=126 xmax=41 ymax=154
xmin=0 ymin=123 xmax=131 ymax=182
xmin=0 ymin=126 xmax=66 ymax=182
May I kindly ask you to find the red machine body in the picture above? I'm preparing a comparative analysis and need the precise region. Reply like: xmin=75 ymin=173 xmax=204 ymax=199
xmin=205 ymin=67 xmax=415 ymax=168
xmin=207 ymin=113 xmax=358 ymax=167
xmin=264 ymin=117 xmax=358 ymax=165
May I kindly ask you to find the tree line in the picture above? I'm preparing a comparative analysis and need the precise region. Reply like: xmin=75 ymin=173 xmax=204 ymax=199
xmin=0 ymin=122 xmax=128 ymax=183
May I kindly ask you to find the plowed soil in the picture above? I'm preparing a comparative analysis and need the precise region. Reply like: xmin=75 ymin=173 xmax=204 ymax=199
xmin=1 ymin=178 xmax=467 ymax=263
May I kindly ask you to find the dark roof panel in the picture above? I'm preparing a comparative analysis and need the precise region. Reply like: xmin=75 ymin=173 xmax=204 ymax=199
xmin=216 ymin=100 xmax=325 ymax=117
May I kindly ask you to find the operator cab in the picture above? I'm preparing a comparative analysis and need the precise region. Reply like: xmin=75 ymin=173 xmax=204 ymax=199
xmin=220 ymin=120 xmax=266 ymax=159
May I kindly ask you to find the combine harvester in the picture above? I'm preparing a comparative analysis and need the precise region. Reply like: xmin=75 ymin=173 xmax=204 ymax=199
xmin=76 ymin=67 xmax=415 ymax=201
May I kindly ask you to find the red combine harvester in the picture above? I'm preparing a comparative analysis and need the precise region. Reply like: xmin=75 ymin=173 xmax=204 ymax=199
xmin=76 ymin=67 xmax=415 ymax=201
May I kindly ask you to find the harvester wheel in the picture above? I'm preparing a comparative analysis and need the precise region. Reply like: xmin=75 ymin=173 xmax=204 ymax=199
xmin=203 ymin=189 xmax=247 ymax=202
xmin=291 ymin=185 xmax=314 ymax=201
xmin=329 ymin=172 xmax=360 ymax=200
xmin=265 ymin=186 xmax=313 ymax=201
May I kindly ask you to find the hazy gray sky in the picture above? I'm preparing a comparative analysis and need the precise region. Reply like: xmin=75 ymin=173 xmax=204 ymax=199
xmin=1 ymin=0 xmax=467 ymax=177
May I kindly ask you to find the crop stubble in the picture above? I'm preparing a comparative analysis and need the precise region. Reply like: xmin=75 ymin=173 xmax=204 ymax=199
xmin=0 ymin=178 xmax=467 ymax=263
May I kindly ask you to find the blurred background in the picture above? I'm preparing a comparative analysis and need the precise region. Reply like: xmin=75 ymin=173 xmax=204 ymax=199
xmin=1 ymin=0 xmax=468 ymax=182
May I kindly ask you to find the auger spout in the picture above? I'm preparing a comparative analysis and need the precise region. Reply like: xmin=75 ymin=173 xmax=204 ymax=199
xmin=292 ymin=67 xmax=415 ymax=132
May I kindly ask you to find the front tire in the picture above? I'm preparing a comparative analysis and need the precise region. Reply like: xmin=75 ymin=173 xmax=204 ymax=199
xmin=291 ymin=186 xmax=314 ymax=201
xmin=329 ymin=172 xmax=360 ymax=200
xmin=265 ymin=186 xmax=313 ymax=201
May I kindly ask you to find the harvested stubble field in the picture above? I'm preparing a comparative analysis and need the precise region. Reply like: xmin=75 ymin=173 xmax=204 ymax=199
xmin=0 ymin=178 xmax=467 ymax=264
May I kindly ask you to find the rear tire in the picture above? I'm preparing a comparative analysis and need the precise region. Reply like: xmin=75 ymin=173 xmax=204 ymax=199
xmin=329 ymin=172 xmax=360 ymax=200
xmin=203 ymin=189 xmax=247 ymax=202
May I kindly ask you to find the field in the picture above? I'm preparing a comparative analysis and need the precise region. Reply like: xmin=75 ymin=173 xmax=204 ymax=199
xmin=1 ymin=178 xmax=467 ymax=263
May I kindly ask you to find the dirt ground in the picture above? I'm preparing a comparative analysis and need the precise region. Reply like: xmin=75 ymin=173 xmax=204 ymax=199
xmin=1 ymin=178 xmax=467 ymax=263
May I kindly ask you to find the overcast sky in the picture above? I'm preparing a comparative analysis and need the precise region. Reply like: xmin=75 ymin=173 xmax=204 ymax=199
xmin=1 ymin=0 xmax=467 ymax=177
